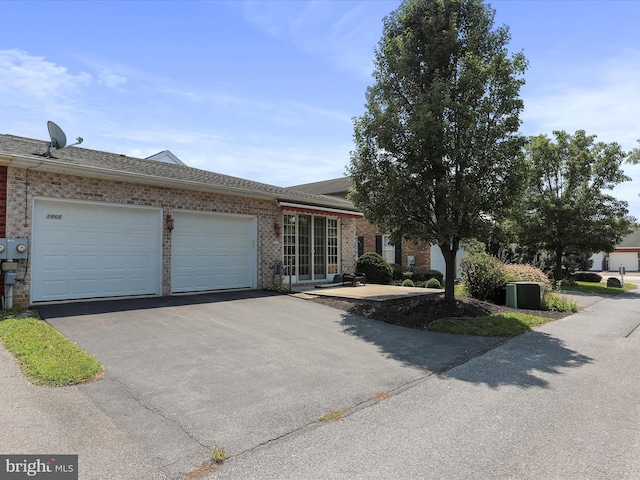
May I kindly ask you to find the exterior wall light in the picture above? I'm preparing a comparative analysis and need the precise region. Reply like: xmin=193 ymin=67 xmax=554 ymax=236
xmin=166 ymin=213 xmax=174 ymax=232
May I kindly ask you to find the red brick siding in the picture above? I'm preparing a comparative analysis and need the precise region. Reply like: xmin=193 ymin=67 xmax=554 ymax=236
xmin=355 ymin=217 xmax=430 ymax=268
xmin=0 ymin=166 xmax=6 ymax=296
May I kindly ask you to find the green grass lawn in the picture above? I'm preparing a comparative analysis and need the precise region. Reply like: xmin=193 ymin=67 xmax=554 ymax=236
xmin=559 ymin=281 xmax=633 ymax=295
xmin=0 ymin=313 xmax=103 ymax=386
xmin=427 ymin=312 xmax=553 ymax=337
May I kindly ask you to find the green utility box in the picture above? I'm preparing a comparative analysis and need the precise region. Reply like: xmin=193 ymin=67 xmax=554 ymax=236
xmin=506 ymin=282 xmax=547 ymax=310
xmin=506 ymin=283 xmax=518 ymax=308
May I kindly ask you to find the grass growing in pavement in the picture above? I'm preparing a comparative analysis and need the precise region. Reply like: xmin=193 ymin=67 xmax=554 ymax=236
xmin=427 ymin=312 xmax=554 ymax=337
xmin=316 ymin=408 xmax=350 ymax=423
xmin=0 ymin=314 xmax=103 ymax=386
xmin=559 ymin=281 xmax=632 ymax=296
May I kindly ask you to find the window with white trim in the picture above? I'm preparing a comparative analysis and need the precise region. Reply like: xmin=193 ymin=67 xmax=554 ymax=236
xmin=382 ymin=234 xmax=395 ymax=265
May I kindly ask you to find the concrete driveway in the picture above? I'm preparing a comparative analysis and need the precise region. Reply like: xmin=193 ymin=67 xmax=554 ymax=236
xmin=38 ymin=290 xmax=503 ymax=479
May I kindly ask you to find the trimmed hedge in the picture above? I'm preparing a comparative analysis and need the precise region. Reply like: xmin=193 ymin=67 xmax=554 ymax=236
xmin=574 ymin=271 xmax=603 ymax=283
xmin=412 ymin=268 xmax=444 ymax=283
xmin=356 ymin=252 xmax=393 ymax=285
xmin=426 ymin=278 xmax=441 ymax=289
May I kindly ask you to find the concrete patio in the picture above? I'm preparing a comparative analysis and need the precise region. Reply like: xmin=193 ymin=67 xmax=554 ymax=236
xmin=291 ymin=283 xmax=444 ymax=304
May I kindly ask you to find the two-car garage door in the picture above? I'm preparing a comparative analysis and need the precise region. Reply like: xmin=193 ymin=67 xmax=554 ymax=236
xmin=32 ymin=199 xmax=257 ymax=302
xmin=32 ymin=199 xmax=162 ymax=302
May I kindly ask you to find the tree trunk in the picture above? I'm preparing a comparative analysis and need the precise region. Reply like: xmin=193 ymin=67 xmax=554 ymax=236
xmin=554 ymin=248 xmax=563 ymax=281
xmin=440 ymin=240 xmax=459 ymax=303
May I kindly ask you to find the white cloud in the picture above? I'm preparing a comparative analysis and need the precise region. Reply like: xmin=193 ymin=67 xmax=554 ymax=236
xmin=242 ymin=0 xmax=395 ymax=78
xmin=98 ymin=72 xmax=127 ymax=88
xmin=522 ymin=49 xmax=640 ymax=151
xmin=0 ymin=49 xmax=92 ymax=102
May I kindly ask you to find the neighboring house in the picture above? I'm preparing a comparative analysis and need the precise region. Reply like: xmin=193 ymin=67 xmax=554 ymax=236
xmin=289 ymin=177 xmax=431 ymax=270
xmin=0 ymin=134 xmax=362 ymax=307
xmin=146 ymin=150 xmax=187 ymax=166
xmin=590 ymin=229 xmax=640 ymax=272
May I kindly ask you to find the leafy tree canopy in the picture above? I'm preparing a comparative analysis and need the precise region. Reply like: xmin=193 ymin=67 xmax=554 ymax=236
xmin=348 ymin=0 xmax=527 ymax=301
xmin=518 ymin=129 xmax=635 ymax=280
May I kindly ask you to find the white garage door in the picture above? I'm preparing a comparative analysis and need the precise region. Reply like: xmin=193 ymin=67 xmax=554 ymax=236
xmin=609 ymin=252 xmax=638 ymax=272
xmin=171 ymin=212 xmax=256 ymax=293
xmin=32 ymin=199 xmax=162 ymax=302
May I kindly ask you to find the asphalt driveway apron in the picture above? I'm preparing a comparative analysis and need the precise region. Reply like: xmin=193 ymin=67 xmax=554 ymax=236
xmin=39 ymin=291 xmax=503 ymax=479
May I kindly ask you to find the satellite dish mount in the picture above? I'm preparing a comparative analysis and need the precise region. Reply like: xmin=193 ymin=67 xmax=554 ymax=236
xmin=44 ymin=121 xmax=83 ymax=157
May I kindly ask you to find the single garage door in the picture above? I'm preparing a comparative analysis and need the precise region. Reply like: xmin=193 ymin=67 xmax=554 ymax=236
xmin=609 ymin=252 xmax=638 ymax=272
xmin=32 ymin=199 xmax=162 ymax=302
xmin=171 ymin=211 xmax=256 ymax=293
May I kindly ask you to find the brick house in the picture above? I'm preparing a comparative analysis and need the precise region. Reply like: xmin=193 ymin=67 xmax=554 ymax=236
xmin=0 ymin=134 xmax=361 ymax=307
xmin=289 ymin=177 xmax=431 ymax=269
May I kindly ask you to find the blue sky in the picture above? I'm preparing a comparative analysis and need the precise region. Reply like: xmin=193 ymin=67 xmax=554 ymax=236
xmin=1 ymin=0 xmax=639 ymax=218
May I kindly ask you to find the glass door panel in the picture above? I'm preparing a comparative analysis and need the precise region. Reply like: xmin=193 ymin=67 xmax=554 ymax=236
xmin=313 ymin=217 xmax=326 ymax=279
xmin=298 ymin=215 xmax=311 ymax=280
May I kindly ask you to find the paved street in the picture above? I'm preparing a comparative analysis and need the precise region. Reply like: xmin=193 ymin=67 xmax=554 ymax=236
xmin=211 ymin=290 xmax=640 ymax=479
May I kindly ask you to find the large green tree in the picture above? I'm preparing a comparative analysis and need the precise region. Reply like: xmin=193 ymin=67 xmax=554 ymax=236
xmin=348 ymin=0 xmax=527 ymax=302
xmin=519 ymin=130 xmax=635 ymax=280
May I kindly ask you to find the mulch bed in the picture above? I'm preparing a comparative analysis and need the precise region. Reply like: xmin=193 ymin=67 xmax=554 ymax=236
xmin=308 ymin=294 xmax=571 ymax=330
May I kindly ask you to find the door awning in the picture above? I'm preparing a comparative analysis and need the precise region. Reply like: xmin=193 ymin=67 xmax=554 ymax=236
xmin=277 ymin=201 xmax=363 ymax=219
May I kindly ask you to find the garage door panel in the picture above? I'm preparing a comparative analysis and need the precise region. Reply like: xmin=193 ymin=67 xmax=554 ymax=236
xmin=171 ymin=212 xmax=256 ymax=293
xmin=33 ymin=200 xmax=161 ymax=302
xmin=75 ymin=279 xmax=99 ymax=296
xmin=74 ymin=256 xmax=99 ymax=272
xmin=609 ymin=252 xmax=638 ymax=272
xmin=42 ymin=280 xmax=70 ymax=297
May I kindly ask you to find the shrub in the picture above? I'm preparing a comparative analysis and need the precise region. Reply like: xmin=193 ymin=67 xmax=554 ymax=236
xmin=503 ymin=263 xmax=552 ymax=293
xmin=401 ymin=279 xmax=415 ymax=287
xmin=426 ymin=278 xmax=441 ymax=289
xmin=574 ymin=271 xmax=602 ymax=283
xmin=391 ymin=263 xmax=404 ymax=281
xmin=460 ymin=253 xmax=506 ymax=302
xmin=544 ymin=293 xmax=579 ymax=312
xmin=412 ymin=268 xmax=444 ymax=283
xmin=556 ymin=277 xmax=577 ymax=288
xmin=356 ymin=252 xmax=393 ymax=285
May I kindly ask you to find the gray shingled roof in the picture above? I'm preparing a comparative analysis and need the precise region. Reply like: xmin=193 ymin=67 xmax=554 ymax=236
xmin=0 ymin=134 xmax=358 ymax=211
xmin=288 ymin=177 xmax=352 ymax=195
xmin=617 ymin=228 xmax=640 ymax=248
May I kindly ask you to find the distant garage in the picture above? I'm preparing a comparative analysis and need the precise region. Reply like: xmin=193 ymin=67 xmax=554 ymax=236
xmin=170 ymin=211 xmax=256 ymax=293
xmin=609 ymin=252 xmax=639 ymax=272
xmin=31 ymin=199 xmax=162 ymax=302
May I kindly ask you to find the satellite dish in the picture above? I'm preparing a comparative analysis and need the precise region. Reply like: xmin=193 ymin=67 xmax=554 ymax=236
xmin=48 ymin=121 xmax=67 ymax=149
xmin=43 ymin=121 xmax=83 ymax=157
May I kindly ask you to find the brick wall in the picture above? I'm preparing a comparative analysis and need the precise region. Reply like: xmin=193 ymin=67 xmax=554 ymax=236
xmin=355 ymin=217 xmax=430 ymax=268
xmin=5 ymin=167 xmax=356 ymax=306
xmin=0 ymin=166 xmax=6 ymax=297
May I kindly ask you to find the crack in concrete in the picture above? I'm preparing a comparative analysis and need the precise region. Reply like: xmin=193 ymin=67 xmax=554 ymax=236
xmin=625 ymin=321 xmax=640 ymax=338
xmin=221 ymin=339 xmax=508 ymax=464
xmin=105 ymin=375 xmax=210 ymax=451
